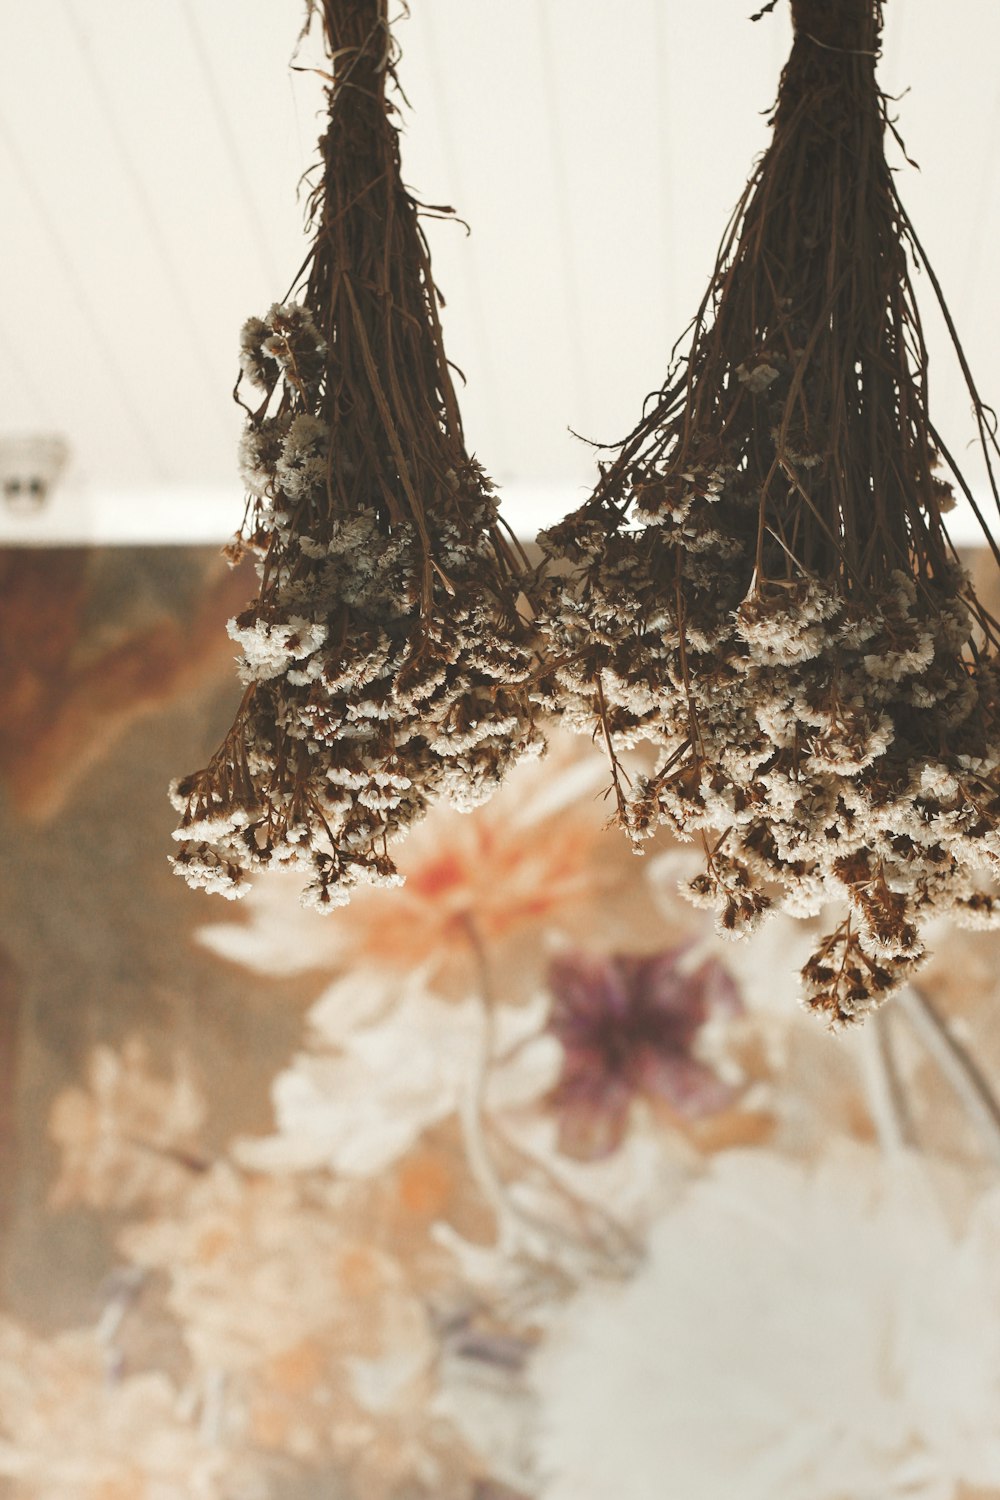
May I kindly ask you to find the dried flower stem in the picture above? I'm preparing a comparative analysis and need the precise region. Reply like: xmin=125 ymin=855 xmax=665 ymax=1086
xmin=485 ymin=1121 xmax=642 ymax=1274
xmin=896 ymin=985 xmax=1000 ymax=1167
xmin=455 ymin=914 xmax=516 ymax=1239
xmin=859 ymin=1009 xmax=912 ymax=1155
xmin=459 ymin=914 xmax=634 ymax=1275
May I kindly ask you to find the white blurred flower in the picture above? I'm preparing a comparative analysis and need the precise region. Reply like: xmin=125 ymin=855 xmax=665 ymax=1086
xmin=530 ymin=1144 xmax=1000 ymax=1500
xmin=48 ymin=1037 xmax=206 ymax=1213
xmin=0 ymin=1316 xmax=265 ymax=1500
xmin=235 ymin=978 xmax=559 ymax=1179
xmin=119 ymin=1165 xmax=354 ymax=1375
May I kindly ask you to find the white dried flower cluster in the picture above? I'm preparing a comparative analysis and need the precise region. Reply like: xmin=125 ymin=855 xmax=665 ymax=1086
xmin=238 ymin=302 xmax=326 ymax=399
xmin=172 ymin=306 xmax=542 ymax=910
xmin=541 ymin=464 xmax=1000 ymax=1026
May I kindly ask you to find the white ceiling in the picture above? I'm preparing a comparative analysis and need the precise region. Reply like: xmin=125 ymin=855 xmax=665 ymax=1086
xmin=2 ymin=1 xmax=999 ymax=543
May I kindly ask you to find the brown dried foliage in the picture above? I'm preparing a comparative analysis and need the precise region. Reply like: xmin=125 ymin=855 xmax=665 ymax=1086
xmin=258 ymin=0 xmax=525 ymax=616
xmin=541 ymin=0 xmax=1000 ymax=1024
xmin=171 ymin=0 xmax=541 ymax=910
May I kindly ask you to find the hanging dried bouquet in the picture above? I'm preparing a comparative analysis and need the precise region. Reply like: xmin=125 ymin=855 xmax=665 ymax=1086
xmin=171 ymin=0 xmax=541 ymax=910
xmin=541 ymin=0 xmax=1000 ymax=1024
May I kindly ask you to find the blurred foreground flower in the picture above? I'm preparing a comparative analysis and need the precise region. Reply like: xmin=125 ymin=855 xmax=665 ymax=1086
xmin=531 ymin=1145 xmax=1000 ymax=1500
xmin=234 ymin=984 xmax=556 ymax=1179
xmin=545 ymin=947 xmax=742 ymax=1159
xmin=48 ymin=1037 xmax=206 ymax=1213
xmin=118 ymin=1164 xmax=479 ymax=1495
xmin=0 ymin=1315 xmax=263 ymax=1499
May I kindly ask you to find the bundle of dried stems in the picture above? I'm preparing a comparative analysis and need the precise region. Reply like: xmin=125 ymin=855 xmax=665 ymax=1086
xmin=541 ymin=0 xmax=1000 ymax=1024
xmin=171 ymin=0 xmax=541 ymax=910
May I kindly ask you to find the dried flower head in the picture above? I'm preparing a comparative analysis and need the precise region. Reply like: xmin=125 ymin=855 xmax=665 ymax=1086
xmin=539 ymin=0 xmax=1000 ymax=1025
xmin=544 ymin=946 xmax=742 ymax=1159
xmin=171 ymin=0 xmax=542 ymax=910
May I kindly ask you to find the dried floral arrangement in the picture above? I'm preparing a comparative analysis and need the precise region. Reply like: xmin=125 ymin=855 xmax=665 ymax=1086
xmin=540 ymin=0 xmax=1000 ymax=1024
xmin=170 ymin=0 xmax=541 ymax=910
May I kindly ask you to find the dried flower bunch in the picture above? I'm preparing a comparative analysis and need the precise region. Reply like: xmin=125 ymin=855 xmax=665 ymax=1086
xmin=540 ymin=0 xmax=1000 ymax=1024
xmin=171 ymin=0 xmax=541 ymax=910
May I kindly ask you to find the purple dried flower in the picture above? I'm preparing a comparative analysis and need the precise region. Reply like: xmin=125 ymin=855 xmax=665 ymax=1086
xmin=545 ymin=946 xmax=742 ymax=1159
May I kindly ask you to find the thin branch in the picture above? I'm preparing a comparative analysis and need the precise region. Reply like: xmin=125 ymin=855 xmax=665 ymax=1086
xmin=858 ymin=1006 xmax=912 ymax=1154
xmin=458 ymin=913 xmax=637 ymax=1276
xmin=896 ymin=985 xmax=1000 ymax=1167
